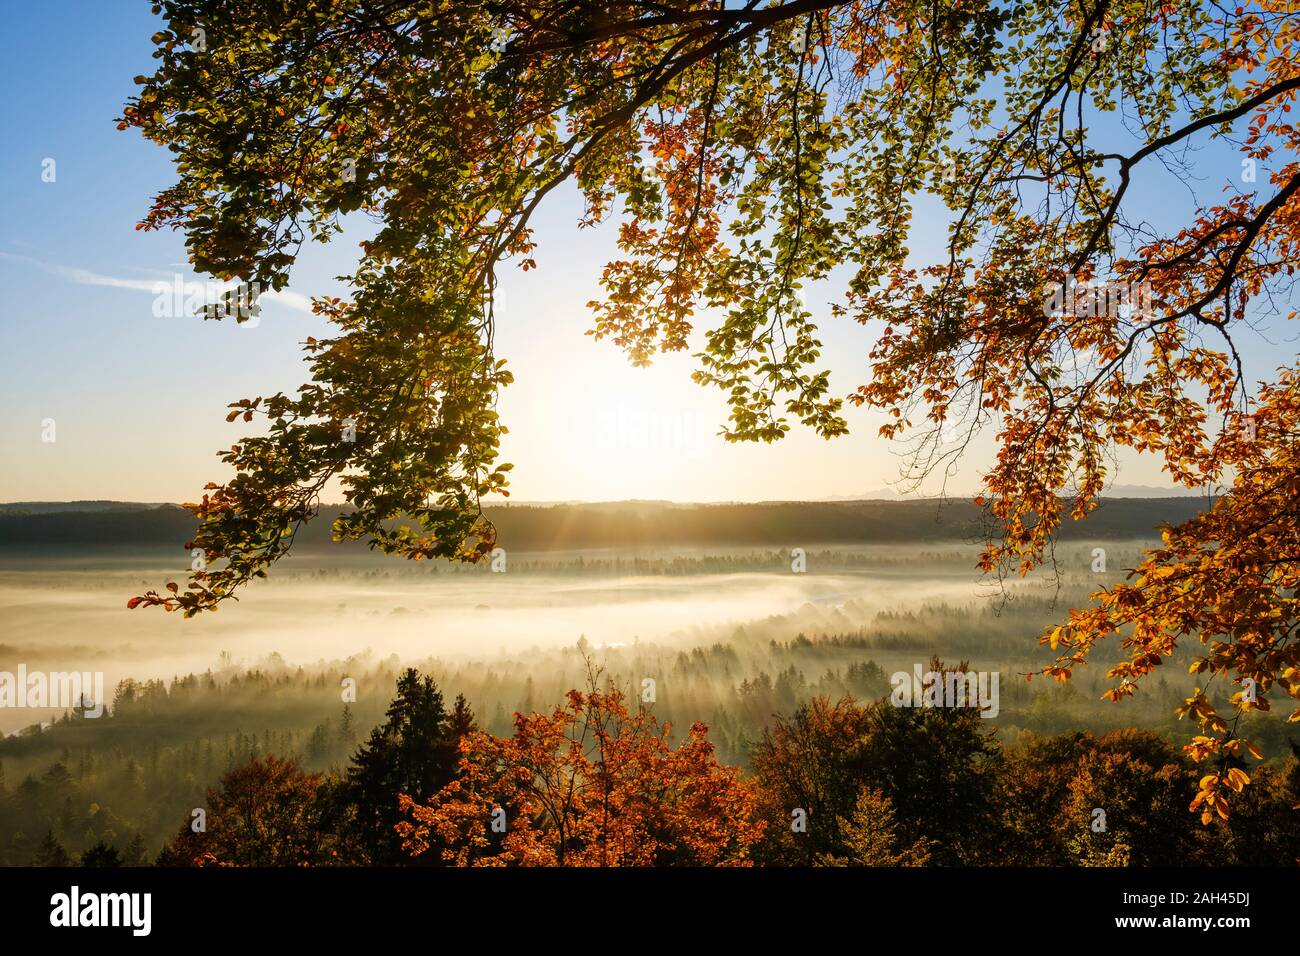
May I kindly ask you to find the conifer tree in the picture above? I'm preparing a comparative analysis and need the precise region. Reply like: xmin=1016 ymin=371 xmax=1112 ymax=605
xmin=32 ymin=829 xmax=70 ymax=867
xmin=338 ymin=669 xmax=474 ymax=864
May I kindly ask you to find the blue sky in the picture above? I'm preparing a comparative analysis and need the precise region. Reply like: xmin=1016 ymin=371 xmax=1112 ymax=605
xmin=0 ymin=2 xmax=1287 ymax=504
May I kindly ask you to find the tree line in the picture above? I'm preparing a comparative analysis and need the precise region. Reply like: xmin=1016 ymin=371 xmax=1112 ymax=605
xmin=129 ymin=666 xmax=1300 ymax=866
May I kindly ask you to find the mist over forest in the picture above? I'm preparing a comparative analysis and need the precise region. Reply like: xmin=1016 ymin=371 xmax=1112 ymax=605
xmin=5 ymin=1 xmax=1300 ymax=938
xmin=2 ymin=497 xmax=1293 ymax=866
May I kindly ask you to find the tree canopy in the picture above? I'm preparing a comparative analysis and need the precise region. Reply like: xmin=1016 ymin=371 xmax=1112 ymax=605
xmin=396 ymin=672 xmax=764 ymax=865
xmin=123 ymin=1 xmax=1300 ymax=816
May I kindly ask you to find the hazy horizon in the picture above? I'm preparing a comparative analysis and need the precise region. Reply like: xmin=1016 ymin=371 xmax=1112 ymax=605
xmin=0 ymin=482 xmax=1208 ymax=509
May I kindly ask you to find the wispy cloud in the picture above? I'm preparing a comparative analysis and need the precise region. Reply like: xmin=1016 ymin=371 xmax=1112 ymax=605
xmin=1 ymin=251 xmax=159 ymax=291
xmin=0 ymin=251 xmax=316 ymax=314
xmin=267 ymin=289 xmax=313 ymax=313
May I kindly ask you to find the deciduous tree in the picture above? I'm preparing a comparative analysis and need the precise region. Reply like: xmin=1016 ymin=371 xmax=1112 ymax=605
xmin=124 ymin=0 xmax=1300 ymax=818
xmin=159 ymin=755 xmax=338 ymax=866
xmin=397 ymin=672 xmax=763 ymax=865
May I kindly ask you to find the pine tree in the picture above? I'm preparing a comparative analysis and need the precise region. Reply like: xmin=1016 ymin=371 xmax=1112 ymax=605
xmin=32 ymin=829 xmax=70 ymax=867
xmin=121 ymin=833 xmax=148 ymax=866
xmin=338 ymin=670 xmax=472 ymax=865
xmin=448 ymin=694 xmax=475 ymax=739
xmin=79 ymin=841 xmax=122 ymax=867
xmin=305 ymin=721 xmax=332 ymax=767
xmin=338 ymin=703 xmax=356 ymax=747
xmin=489 ymin=701 xmax=508 ymax=736
xmin=817 ymin=789 xmax=930 ymax=867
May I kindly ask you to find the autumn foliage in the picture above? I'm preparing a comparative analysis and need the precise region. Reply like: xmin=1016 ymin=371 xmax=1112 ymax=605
xmin=122 ymin=1 xmax=1300 ymax=822
xmin=159 ymin=755 xmax=338 ymax=866
xmin=154 ymin=672 xmax=1298 ymax=867
xmin=396 ymin=680 xmax=763 ymax=866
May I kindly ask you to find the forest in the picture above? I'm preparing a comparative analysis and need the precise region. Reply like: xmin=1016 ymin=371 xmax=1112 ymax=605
xmin=0 ymin=496 xmax=1208 ymax=551
xmin=6 ymin=0 xmax=1300 ymax=880
xmin=2 ymin=532 xmax=1295 ymax=865
xmin=3 ymin=661 xmax=1294 ymax=867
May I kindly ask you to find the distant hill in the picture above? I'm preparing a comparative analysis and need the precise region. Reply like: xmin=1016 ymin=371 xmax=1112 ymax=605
xmin=0 ymin=500 xmax=169 ymax=515
xmin=829 ymin=483 xmax=1203 ymax=500
xmin=0 ymin=497 xmax=1211 ymax=554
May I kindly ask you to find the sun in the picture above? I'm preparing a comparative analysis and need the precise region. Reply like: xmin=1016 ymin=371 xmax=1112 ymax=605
xmin=497 ymin=340 xmax=716 ymax=501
